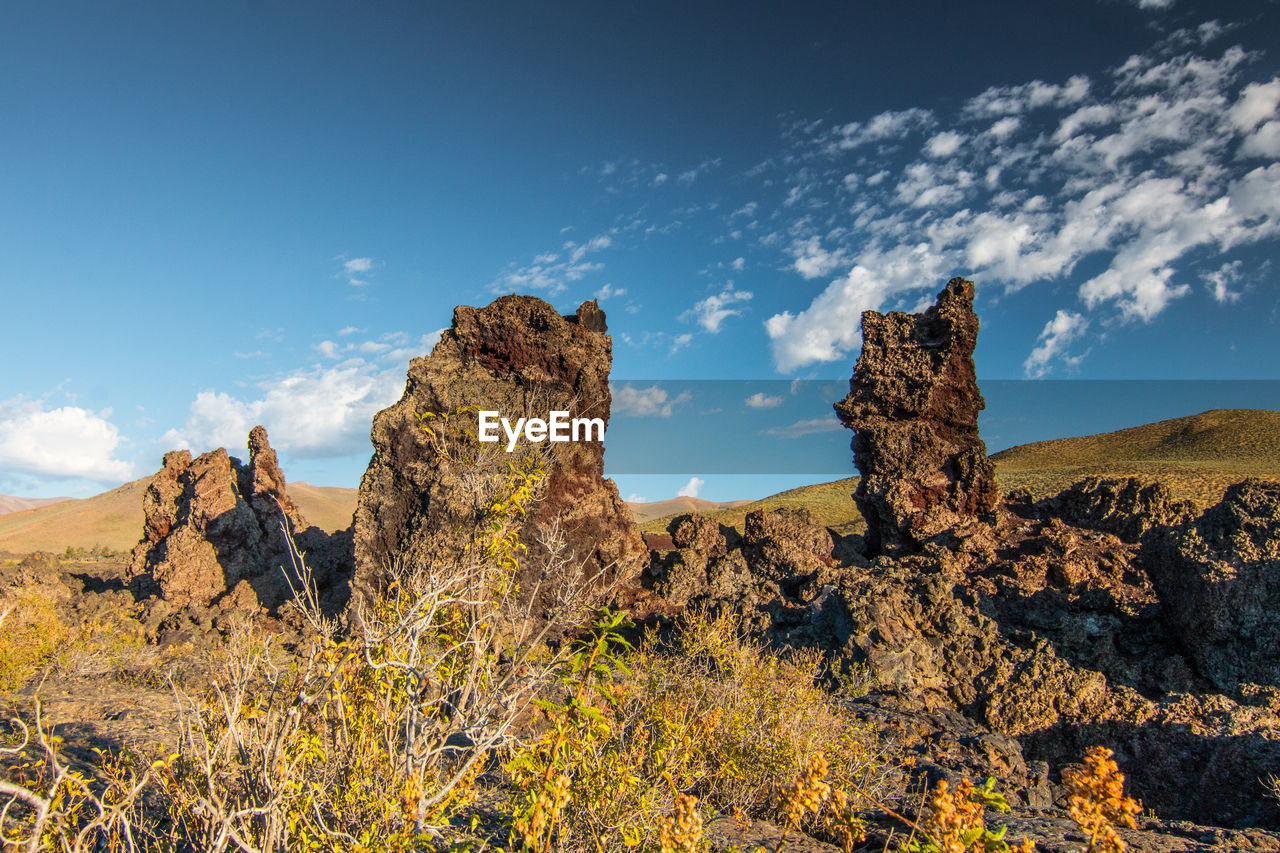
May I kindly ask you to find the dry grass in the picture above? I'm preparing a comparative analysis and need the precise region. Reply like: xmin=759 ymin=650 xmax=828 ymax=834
xmin=993 ymin=408 xmax=1280 ymax=506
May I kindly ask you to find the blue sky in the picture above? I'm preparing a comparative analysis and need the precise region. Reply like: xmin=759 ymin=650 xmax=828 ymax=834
xmin=2 ymin=0 xmax=1278 ymax=502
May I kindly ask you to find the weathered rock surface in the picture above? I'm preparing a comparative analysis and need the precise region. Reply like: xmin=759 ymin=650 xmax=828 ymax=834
xmin=128 ymin=428 xmax=350 ymax=613
xmin=834 ymin=277 xmax=999 ymax=556
xmin=1145 ymin=479 xmax=1280 ymax=691
xmin=643 ymin=483 xmax=1280 ymax=832
xmin=351 ymin=296 xmax=647 ymax=615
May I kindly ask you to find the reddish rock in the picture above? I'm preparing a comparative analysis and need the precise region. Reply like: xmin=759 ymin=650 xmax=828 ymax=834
xmin=128 ymin=427 xmax=348 ymax=612
xmin=834 ymin=277 xmax=999 ymax=555
xmin=350 ymin=295 xmax=647 ymax=614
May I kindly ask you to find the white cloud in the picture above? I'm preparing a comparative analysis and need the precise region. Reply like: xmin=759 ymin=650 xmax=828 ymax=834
xmin=1136 ymin=0 xmax=1174 ymax=10
xmin=670 ymin=333 xmax=693 ymax=353
xmin=595 ymin=283 xmax=627 ymax=301
xmin=316 ymin=340 xmax=340 ymax=359
xmin=1024 ymin=310 xmax=1088 ymax=377
xmin=162 ymin=362 xmax=406 ymax=459
xmin=0 ymin=397 xmax=135 ymax=484
xmin=652 ymin=173 xmax=668 ymax=186
xmin=744 ymin=392 xmax=784 ymax=409
xmin=790 ymin=236 xmax=848 ymax=279
xmin=1203 ymin=260 xmax=1243 ymax=303
xmin=492 ymin=231 xmax=614 ymax=295
xmin=924 ymin=131 xmax=965 ymax=158
xmin=611 ymin=384 xmax=692 ymax=418
xmin=1230 ymin=79 xmax=1280 ymax=131
xmin=338 ymin=326 xmax=360 ymax=336
xmin=682 ymin=284 xmax=753 ymax=333
xmin=731 ymin=257 xmax=745 ymax=271
xmin=677 ymin=476 xmax=705 ymax=498
xmin=677 ymin=158 xmax=722 ymax=185
xmin=826 ymin=108 xmax=935 ymax=152
xmin=343 ymin=257 xmax=373 ymax=274
xmin=760 ymin=42 xmax=1280 ymax=374
xmin=766 ymin=244 xmax=948 ymax=372
xmin=763 ymin=416 xmax=844 ymax=439
xmin=625 ymin=492 xmax=647 ymax=503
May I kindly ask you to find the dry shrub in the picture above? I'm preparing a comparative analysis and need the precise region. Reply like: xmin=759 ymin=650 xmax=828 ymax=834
xmin=0 ymin=588 xmax=69 ymax=694
xmin=507 ymin=606 xmax=907 ymax=852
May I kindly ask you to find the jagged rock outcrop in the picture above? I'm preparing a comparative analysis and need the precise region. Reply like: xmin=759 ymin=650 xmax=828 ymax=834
xmin=128 ymin=428 xmax=350 ymax=613
xmin=641 ymin=484 xmax=1280 ymax=829
xmin=1041 ymin=477 xmax=1196 ymax=543
xmin=1145 ymin=480 xmax=1280 ymax=691
xmin=351 ymin=296 xmax=647 ymax=614
xmin=834 ymin=277 xmax=999 ymax=555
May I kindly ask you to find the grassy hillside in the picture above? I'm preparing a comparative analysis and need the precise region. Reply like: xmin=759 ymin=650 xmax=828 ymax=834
xmin=638 ymin=477 xmax=863 ymax=537
xmin=0 ymin=478 xmax=358 ymax=555
xmin=993 ymin=408 xmax=1280 ymax=505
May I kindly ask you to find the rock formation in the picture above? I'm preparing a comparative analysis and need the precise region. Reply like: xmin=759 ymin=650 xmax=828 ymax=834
xmin=834 ymin=277 xmax=999 ymax=555
xmin=351 ymin=295 xmax=647 ymax=614
xmin=128 ymin=427 xmax=349 ymax=613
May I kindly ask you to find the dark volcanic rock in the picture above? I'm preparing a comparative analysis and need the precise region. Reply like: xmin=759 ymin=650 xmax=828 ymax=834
xmin=834 ymin=277 xmax=999 ymax=556
xmin=1042 ymin=477 xmax=1196 ymax=543
xmin=128 ymin=428 xmax=350 ymax=613
xmin=351 ymin=295 xmax=647 ymax=615
xmin=1146 ymin=479 xmax=1280 ymax=691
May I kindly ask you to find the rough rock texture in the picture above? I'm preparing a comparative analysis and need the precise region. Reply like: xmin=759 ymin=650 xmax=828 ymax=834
xmin=834 ymin=277 xmax=999 ymax=556
xmin=128 ymin=428 xmax=350 ymax=613
xmin=351 ymin=296 xmax=647 ymax=613
xmin=1145 ymin=479 xmax=1280 ymax=691
xmin=641 ymin=484 xmax=1280 ymax=832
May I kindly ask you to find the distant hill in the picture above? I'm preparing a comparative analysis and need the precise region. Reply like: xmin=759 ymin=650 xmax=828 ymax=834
xmin=0 ymin=495 xmax=72 ymax=515
xmin=993 ymin=408 xmax=1280 ymax=505
xmin=626 ymin=496 xmax=751 ymax=524
xmin=4 ymin=408 xmax=1275 ymax=556
xmin=0 ymin=477 xmax=359 ymax=556
xmin=287 ymin=482 xmax=359 ymax=533
xmin=637 ymin=477 xmax=863 ymax=537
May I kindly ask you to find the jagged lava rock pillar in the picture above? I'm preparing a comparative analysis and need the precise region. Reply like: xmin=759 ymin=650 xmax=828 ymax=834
xmin=128 ymin=426 xmax=313 ymax=609
xmin=351 ymin=296 xmax=647 ymax=609
xmin=834 ymin=277 xmax=999 ymax=555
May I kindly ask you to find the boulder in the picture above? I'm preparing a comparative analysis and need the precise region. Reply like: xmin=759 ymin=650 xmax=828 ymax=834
xmin=350 ymin=295 xmax=647 ymax=615
xmin=834 ymin=277 xmax=998 ymax=555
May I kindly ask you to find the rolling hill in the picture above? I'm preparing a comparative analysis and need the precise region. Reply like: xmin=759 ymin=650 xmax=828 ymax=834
xmin=626 ymin=496 xmax=751 ymax=524
xmin=0 ymin=495 xmax=72 ymax=515
xmin=992 ymin=408 xmax=1280 ymax=504
xmin=0 ymin=477 xmax=358 ymax=556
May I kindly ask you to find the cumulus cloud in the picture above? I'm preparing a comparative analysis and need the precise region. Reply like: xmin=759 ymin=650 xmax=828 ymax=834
xmin=0 ymin=397 xmax=135 ymax=484
xmin=677 ymin=476 xmax=705 ymax=498
xmin=1023 ymin=310 xmax=1088 ymax=377
xmin=759 ymin=40 xmax=1280 ymax=375
xmin=924 ymin=131 xmax=966 ymax=158
xmin=744 ymin=392 xmax=784 ymax=408
xmin=682 ymin=284 xmax=753 ymax=333
xmin=161 ymin=362 xmax=406 ymax=459
xmin=611 ymin=384 xmax=692 ymax=418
